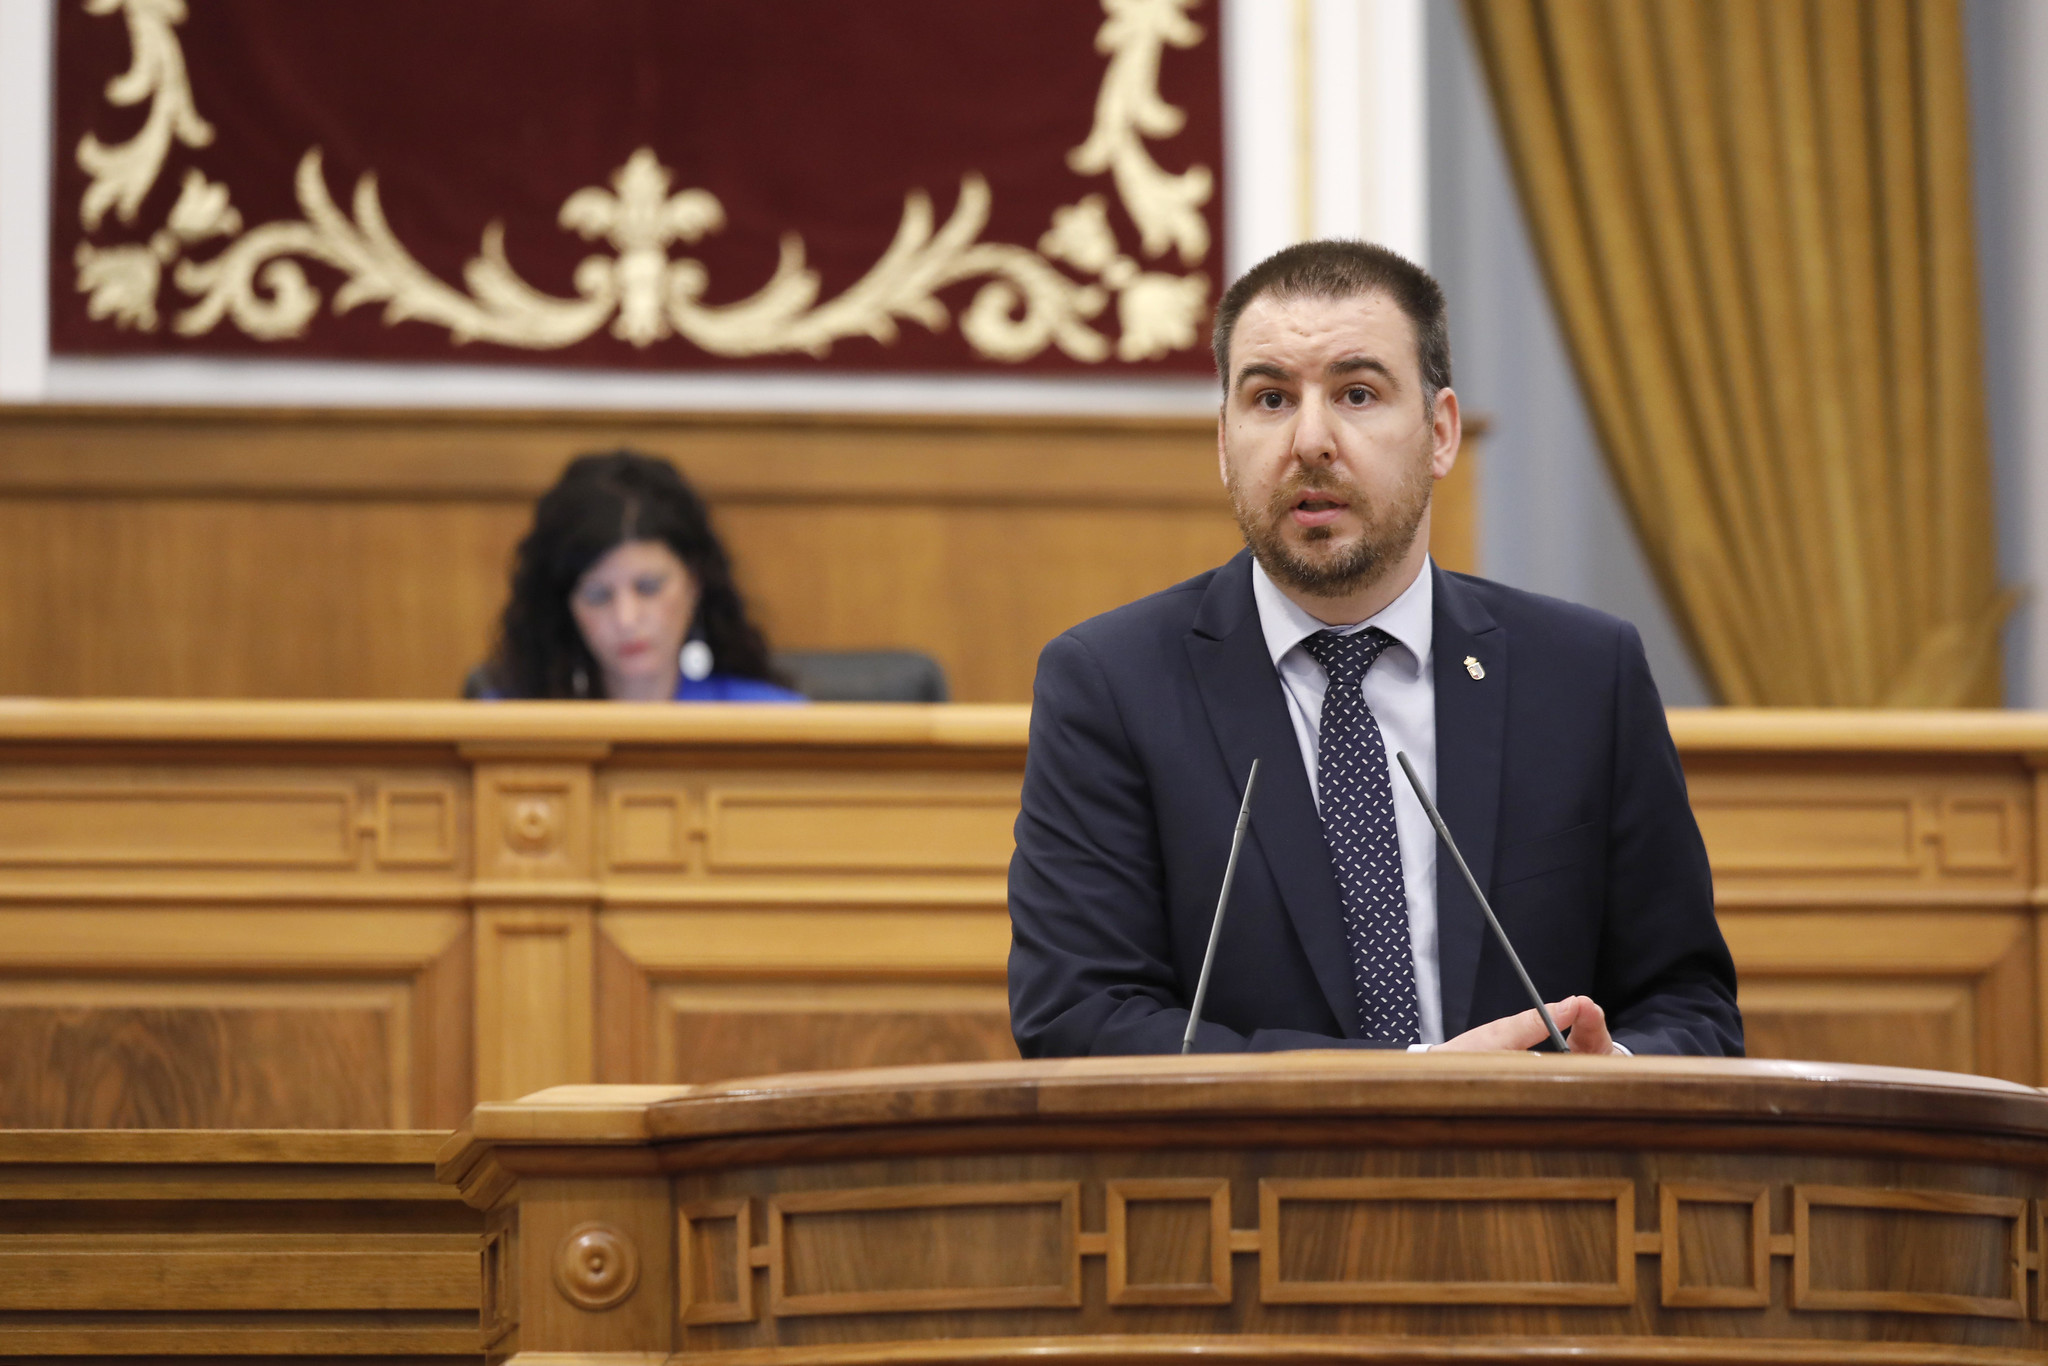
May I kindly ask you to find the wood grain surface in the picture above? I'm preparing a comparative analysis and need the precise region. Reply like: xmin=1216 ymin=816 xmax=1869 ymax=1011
xmin=0 ymin=405 xmax=1487 ymax=704
xmin=4 ymin=703 xmax=2048 ymax=1135
xmin=443 ymin=1056 xmax=2048 ymax=1363
xmin=0 ymin=1128 xmax=479 ymax=1361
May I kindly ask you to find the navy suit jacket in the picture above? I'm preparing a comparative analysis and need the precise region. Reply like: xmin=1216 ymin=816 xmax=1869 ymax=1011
xmin=1007 ymin=553 xmax=1741 ymax=1057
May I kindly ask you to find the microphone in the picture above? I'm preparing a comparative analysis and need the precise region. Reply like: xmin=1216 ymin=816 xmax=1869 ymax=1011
xmin=1182 ymin=758 xmax=1260 ymax=1054
xmin=1394 ymin=751 xmax=1569 ymax=1053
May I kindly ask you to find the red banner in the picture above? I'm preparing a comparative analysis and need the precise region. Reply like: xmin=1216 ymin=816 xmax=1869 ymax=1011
xmin=53 ymin=0 xmax=1224 ymax=375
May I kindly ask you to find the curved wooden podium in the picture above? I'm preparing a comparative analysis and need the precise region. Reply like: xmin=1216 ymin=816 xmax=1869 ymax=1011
xmin=440 ymin=1054 xmax=2048 ymax=1365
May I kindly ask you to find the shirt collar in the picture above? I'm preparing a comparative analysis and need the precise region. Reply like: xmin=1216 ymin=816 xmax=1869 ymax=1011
xmin=1250 ymin=554 xmax=1434 ymax=674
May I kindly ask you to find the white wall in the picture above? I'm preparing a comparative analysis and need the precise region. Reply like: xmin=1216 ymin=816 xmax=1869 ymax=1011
xmin=1967 ymin=0 xmax=2048 ymax=707
xmin=0 ymin=0 xmax=53 ymax=400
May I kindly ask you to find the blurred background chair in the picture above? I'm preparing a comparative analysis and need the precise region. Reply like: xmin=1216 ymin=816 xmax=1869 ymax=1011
xmin=772 ymin=650 xmax=949 ymax=702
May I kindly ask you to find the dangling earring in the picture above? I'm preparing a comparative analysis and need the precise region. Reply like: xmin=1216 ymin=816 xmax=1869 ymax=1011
xmin=571 ymin=666 xmax=589 ymax=697
xmin=679 ymin=636 xmax=714 ymax=682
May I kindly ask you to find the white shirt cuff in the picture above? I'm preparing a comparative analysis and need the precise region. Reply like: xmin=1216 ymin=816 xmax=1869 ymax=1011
xmin=1407 ymin=1041 xmax=1631 ymax=1054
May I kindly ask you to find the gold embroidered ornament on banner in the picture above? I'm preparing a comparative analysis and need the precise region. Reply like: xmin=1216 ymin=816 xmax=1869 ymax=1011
xmin=71 ymin=0 xmax=1215 ymax=365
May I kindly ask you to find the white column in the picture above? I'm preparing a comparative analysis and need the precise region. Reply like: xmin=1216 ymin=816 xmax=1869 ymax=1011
xmin=1349 ymin=0 xmax=1426 ymax=264
xmin=1221 ymin=0 xmax=1303 ymax=277
xmin=0 ymin=0 xmax=54 ymax=400
xmin=1222 ymin=0 xmax=1428 ymax=273
xmin=2014 ymin=0 xmax=2048 ymax=706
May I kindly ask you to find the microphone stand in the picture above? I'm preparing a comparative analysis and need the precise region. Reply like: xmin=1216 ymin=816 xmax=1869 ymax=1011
xmin=1182 ymin=760 xmax=1259 ymax=1054
xmin=1395 ymin=751 xmax=1568 ymax=1053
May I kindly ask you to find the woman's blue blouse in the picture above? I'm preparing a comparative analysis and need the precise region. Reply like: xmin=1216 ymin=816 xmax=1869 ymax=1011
xmin=674 ymin=673 xmax=805 ymax=703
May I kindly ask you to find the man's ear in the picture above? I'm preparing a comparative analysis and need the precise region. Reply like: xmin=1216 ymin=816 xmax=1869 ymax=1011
xmin=1429 ymin=387 xmax=1462 ymax=480
xmin=1216 ymin=405 xmax=1230 ymax=488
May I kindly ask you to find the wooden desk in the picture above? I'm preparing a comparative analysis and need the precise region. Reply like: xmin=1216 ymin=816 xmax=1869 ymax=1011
xmin=0 ymin=1129 xmax=480 ymax=1361
xmin=2 ymin=702 xmax=2048 ymax=1130
xmin=439 ymin=1055 xmax=2048 ymax=1364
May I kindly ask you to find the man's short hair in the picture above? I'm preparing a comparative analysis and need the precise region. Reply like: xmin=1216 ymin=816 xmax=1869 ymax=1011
xmin=1212 ymin=239 xmax=1452 ymax=409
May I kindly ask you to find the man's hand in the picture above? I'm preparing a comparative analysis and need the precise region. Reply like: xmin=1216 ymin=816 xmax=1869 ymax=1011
xmin=1431 ymin=995 xmax=1617 ymax=1053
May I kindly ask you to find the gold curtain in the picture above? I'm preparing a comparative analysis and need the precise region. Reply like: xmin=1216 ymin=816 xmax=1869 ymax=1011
xmin=1461 ymin=0 xmax=2010 ymax=705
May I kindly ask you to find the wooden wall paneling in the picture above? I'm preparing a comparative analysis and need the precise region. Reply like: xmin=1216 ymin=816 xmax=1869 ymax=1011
xmin=1715 ymin=910 xmax=2037 ymax=1082
xmin=596 ymin=758 xmax=1020 ymax=1082
xmin=0 ymin=977 xmax=412 ymax=1128
xmin=0 ymin=494 xmax=530 ymax=701
xmin=698 ymin=778 xmax=1019 ymax=876
xmin=409 ymin=911 xmax=476 ymax=1130
xmin=652 ymin=981 xmax=1017 ymax=1083
xmin=0 ymin=759 xmax=470 ymax=892
xmin=475 ymin=906 xmax=596 ymax=1103
xmin=0 ymin=905 xmax=469 ymax=1128
xmin=1688 ymin=761 xmax=2033 ymax=898
xmin=0 ymin=1130 xmax=481 ymax=1360
xmin=598 ymin=908 xmax=1015 ymax=1084
xmin=470 ymin=753 xmax=602 ymax=1101
xmin=471 ymin=757 xmax=598 ymax=885
xmin=17 ymin=705 xmax=2048 ymax=1130
xmin=721 ymin=500 xmax=1245 ymax=707
xmin=601 ymin=763 xmax=1024 ymax=878
xmin=0 ymin=405 xmax=1485 ymax=703
xmin=2034 ymin=760 xmax=2048 ymax=1085
xmin=1686 ymin=752 xmax=2040 ymax=1083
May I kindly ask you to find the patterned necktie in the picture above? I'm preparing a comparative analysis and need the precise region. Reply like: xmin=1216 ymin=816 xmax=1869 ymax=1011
xmin=1302 ymin=627 xmax=1421 ymax=1044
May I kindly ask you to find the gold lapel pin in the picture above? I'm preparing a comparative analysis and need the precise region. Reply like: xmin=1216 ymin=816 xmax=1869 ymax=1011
xmin=1464 ymin=655 xmax=1486 ymax=680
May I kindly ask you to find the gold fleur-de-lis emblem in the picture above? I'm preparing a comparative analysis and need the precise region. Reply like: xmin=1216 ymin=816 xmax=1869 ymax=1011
xmin=558 ymin=148 xmax=726 ymax=347
xmin=1464 ymin=655 xmax=1486 ymax=680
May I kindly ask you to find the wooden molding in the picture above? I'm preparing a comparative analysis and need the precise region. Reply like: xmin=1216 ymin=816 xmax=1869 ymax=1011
xmin=1255 ymin=1177 xmax=1637 ymax=1307
xmin=681 ymin=1198 xmax=756 ymax=1326
xmin=0 ymin=1129 xmax=478 ymax=1357
xmin=475 ymin=906 xmax=596 ymax=1102
xmin=1789 ymin=1184 xmax=2029 ymax=1320
xmin=1103 ymin=1178 xmax=1233 ymax=1307
xmin=453 ymin=1060 xmax=2048 ymax=1359
xmin=765 ymin=1182 xmax=1082 ymax=1317
xmin=1658 ymin=1182 xmax=1771 ymax=1309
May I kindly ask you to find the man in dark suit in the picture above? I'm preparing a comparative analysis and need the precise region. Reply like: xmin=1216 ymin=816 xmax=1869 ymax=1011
xmin=1007 ymin=241 xmax=1740 ymax=1057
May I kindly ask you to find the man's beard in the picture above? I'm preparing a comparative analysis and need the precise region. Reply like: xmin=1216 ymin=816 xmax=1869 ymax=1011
xmin=1226 ymin=446 xmax=1433 ymax=600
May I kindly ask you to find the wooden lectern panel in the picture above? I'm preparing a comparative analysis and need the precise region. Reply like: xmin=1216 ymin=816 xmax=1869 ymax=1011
xmin=442 ymin=1055 xmax=2048 ymax=1364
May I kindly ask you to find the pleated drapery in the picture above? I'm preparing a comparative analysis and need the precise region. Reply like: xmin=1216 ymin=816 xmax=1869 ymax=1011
xmin=1462 ymin=0 xmax=2010 ymax=705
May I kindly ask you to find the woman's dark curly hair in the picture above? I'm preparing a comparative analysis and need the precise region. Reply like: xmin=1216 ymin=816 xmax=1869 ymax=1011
xmin=484 ymin=450 xmax=782 ymax=698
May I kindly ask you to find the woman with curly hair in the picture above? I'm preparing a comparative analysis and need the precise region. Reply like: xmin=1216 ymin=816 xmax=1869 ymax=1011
xmin=478 ymin=450 xmax=802 ymax=702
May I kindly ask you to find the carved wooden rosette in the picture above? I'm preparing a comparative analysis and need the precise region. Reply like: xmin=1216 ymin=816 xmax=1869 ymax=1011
xmin=441 ymin=1055 xmax=2048 ymax=1365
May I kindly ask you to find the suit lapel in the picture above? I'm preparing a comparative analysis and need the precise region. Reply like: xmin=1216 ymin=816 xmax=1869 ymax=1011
xmin=1430 ymin=565 xmax=1506 ymax=1036
xmin=1185 ymin=553 xmax=1361 ymax=1036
